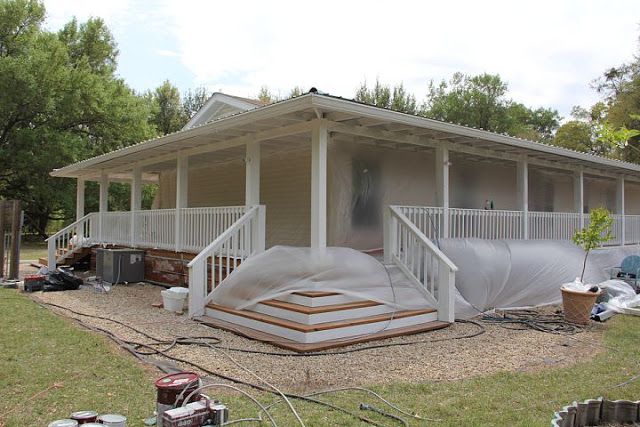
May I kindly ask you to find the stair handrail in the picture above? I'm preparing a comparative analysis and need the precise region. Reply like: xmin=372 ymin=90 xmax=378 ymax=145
xmin=45 ymin=213 xmax=96 ymax=270
xmin=386 ymin=205 xmax=457 ymax=323
xmin=187 ymin=205 xmax=265 ymax=318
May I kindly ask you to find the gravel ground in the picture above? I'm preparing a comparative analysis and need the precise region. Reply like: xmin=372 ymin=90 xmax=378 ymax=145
xmin=24 ymin=274 xmax=607 ymax=391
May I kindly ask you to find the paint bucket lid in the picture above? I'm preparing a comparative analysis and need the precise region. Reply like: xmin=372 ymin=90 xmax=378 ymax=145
xmin=48 ymin=420 xmax=79 ymax=427
xmin=97 ymin=413 xmax=127 ymax=423
xmin=81 ymin=424 xmax=103 ymax=427
xmin=155 ymin=372 xmax=199 ymax=390
xmin=70 ymin=410 xmax=98 ymax=421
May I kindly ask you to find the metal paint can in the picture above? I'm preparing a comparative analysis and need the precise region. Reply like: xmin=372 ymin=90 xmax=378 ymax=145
xmin=80 ymin=424 xmax=103 ymax=427
xmin=155 ymin=372 xmax=201 ymax=427
xmin=97 ymin=413 xmax=127 ymax=426
xmin=48 ymin=420 xmax=79 ymax=427
xmin=70 ymin=411 xmax=98 ymax=424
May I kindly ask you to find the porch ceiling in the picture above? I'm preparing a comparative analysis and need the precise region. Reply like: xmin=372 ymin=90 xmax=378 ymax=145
xmin=51 ymin=93 xmax=640 ymax=183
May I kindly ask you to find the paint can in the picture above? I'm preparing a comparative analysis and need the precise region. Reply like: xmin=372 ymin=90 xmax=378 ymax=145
xmin=96 ymin=413 xmax=127 ymax=426
xmin=70 ymin=411 xmax=98 ymax=424
xmin=48 ymin=420 xmax=79 ymax=427
xmin=155 ymin=371 xmax=201 ymax=427
xmin=80 ymin=424 xmax=103 ymax=427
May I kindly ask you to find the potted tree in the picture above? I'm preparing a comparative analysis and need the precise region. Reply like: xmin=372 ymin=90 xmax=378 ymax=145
xmin=562 ymin=208 xmax=613 ymax=324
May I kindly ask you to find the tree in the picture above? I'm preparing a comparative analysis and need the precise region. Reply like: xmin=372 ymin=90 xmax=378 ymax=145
xmin=0 ymin=0 xmax=155 ymax=237
xmin=355 ymin=79 xmax=417 ymax=114
xmin=553 ymin=121 xmax=593 ymax=153
xmin=183 ymin=86 xmax=209 ymax=119
xmin=148 ymin=80 xmax=186 ymax=135
xmin=573 ymin=208 xmax=613 ymax=281
xmin=423 ymin=72 xmax=560 ymax=141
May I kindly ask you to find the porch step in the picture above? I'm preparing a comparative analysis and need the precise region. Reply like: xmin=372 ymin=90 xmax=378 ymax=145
xmin=254 ymin=299 xmax=394 ymax=324
xmin=196 ymin=315 xmax=449 ymax=353
xmin=205 ymin=302 xmax=438 ymax=344
xmin=276 ymin=291 xmax=362 ymax=307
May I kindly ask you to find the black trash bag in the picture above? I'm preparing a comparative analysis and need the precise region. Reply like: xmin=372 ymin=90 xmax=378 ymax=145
xmin=43 ymin=267 xmax=83 ymax=292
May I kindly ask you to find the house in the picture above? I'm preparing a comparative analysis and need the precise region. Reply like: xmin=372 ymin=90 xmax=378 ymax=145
xmin=47 ymin=90 xmax=640 ymax=350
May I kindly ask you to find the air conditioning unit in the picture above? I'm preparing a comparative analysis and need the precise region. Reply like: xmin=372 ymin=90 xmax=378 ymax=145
xmin=96 ymin=248 xmax=144 ymax=284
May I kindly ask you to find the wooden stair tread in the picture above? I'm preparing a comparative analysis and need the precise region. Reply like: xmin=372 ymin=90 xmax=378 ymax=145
xmin=196 ymin=315 xmax=449 ymax=353
xmin=206 ymin=303 xmax=436 ymax=333
xmin=291 ymin=291 xmax=340 ymax=297
xmin=260 ymin=299 xmax=382 ymax=314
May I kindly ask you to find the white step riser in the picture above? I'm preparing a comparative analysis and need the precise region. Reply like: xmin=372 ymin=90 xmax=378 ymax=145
xmin=205 ymin=307 xmax=438 ymax=344
xmin=252 ymin=303 xmax=395 ymax=324
xmin=276 ymin=293 xmax=362 ymax=307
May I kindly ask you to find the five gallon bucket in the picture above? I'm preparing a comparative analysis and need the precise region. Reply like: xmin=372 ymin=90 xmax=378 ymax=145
xmin=161 ymin=287 xmax=189 ymax=312
xmin=155 ymin=371 xmax=201 ymax=427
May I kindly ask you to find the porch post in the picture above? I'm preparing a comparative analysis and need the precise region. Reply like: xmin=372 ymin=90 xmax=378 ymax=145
xmin=311 ymin=122 xmax=328 ymax=248
xmin=573 ymin=168 xmax=584 ymax=230
xmin=76 ymin=178 xmax=85 ymax=222
xmin=175 ymin=153 xmax=189 ymax=252
xmin=517 ymin=156 xmax=529 ymax=239
xmin=130 ymin=166 xmax=142 ymax=247
xmin=617 ymin=176 xmax=625 ymax=245
xmin=435 ymin=147 xmax=449 ymax=238
xmin=99 ymin=172 xmax=109 ymax=243
xmin=245 ymin=141 xmax=260 ymax=207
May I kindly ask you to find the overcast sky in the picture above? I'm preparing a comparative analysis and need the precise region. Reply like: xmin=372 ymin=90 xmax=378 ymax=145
xmin=43 ymin=0 xmax=640 ymax=118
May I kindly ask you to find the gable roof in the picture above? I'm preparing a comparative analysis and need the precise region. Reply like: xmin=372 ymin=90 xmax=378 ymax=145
xmin=183 ymin=92 xmax=267 ymax=130
xmin=51 ymin=92 xmax=640 ymax=182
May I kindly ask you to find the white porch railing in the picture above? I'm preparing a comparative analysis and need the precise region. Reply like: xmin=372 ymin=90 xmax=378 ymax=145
xmin=395 ymin=206 xmax=640 ymax=246
xmin=187 ymin=205 xmax=266 ymax=317
xmin=385 ymin=206 xmax=457 ymax=323
xmin=46 ymin=213 xmax=96 ymax=269
xmin=46 ymin=206 xmax=248 ymax=270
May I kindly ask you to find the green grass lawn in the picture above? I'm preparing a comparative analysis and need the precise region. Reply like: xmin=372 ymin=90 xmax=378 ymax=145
xmin=1 ymin=288 xmax=639 ymax=426
xmin=19 ymin=241 xmax=48 ymax=261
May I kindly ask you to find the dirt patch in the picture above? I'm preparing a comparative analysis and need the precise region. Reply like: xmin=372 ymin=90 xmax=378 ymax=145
xmin=31 ymin=282 xmax=605 ymax=390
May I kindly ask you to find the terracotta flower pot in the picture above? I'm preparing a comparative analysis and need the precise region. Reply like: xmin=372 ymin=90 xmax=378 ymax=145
xmin=561 ymin=287 xmax=602 ymax=325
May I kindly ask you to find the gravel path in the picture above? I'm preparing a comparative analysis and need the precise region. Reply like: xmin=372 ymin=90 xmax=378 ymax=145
xmin=30 ymin=280 xmax=605 ymax=390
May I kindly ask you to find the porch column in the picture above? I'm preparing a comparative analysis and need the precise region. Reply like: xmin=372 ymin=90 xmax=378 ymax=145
xmin=99 ymin=172 xmax=109 ymax=242
xmin=245 ymin=141 xmax=260 ymax=207
xmin=311 ymin=123 xmax=328 ymax=248
xmin=130 ymin=166 xmax=142 ymax=247
xmin=76 ymin=178 xmax=85 ymax=222
xmin=617 ymin=176 xmax=625 ymax=245
xmin=435 ymin=147 xmax=450 ymax=238
xmin=175 ymin=153 xmax=189 ymax=252
xmin=573 ymin=168 xmax=584 ymax=229
xmin=517 ymin=156 xmax=529 ymax=239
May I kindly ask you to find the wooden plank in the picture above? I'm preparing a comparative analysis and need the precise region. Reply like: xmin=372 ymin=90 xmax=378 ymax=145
xmin=9 ymin=200 xmax=20 ymax=279
xmin=206 ymin=303 xmax=436 ymax=333
xmin=0 ymin=200 xmax=5 ymax=277
xmin=195 ymin=315 xmax=449 ymax=353
xmin=291 ymin=291 xmax=340 ymax=297
xmin=260 ymin=299 xmax=381 ymax=315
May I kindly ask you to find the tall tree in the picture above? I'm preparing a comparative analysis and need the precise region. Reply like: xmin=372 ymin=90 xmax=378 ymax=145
xmin=0 ymin=0 xmax=155 ymax=237
xmin=355 ymin=79 xmax=417 ymax=114
xmin=183 ymin=86 xmax=210 ymax=119
xmin=423 ymin=72 xmax=560 ymax=141
xmin=148 ymin=80 xmax=186 ymax=135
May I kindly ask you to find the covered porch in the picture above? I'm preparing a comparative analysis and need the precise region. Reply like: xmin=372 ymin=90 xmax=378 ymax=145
xmin=47 ymin=92 xmax=640 ymax=349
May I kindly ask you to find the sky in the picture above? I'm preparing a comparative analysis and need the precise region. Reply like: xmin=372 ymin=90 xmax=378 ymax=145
xmin=43 ymin=0 xmax=640 ymax=119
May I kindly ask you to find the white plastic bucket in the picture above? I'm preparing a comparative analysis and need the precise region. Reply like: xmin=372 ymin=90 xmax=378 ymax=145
xmin=168 ymin=287 xmax=189 ymax=297
xmin=162 ymin=290 xmax=187 ymax=312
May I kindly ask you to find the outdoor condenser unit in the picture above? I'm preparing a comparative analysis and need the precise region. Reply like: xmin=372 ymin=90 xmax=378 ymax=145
xmin=96 ymin=248 xmax=144 ymax=284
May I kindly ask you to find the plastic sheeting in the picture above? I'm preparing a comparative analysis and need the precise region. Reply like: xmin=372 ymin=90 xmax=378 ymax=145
xmin=209 ymin=246 xmax=434 ymax=311
xmin=440 ymin=239 xmax=640 ymax=318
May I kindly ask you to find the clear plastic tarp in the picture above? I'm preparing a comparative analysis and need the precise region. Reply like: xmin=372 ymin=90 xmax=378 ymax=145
xmin=439 ymin=239 xmax=640 ymax=318
xmin=209 ymin=246 xmax=434 ymax=311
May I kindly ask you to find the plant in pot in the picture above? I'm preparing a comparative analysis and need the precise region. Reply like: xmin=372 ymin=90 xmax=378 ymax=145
xmin=562 ymin=207 xmax=613 ymax=324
